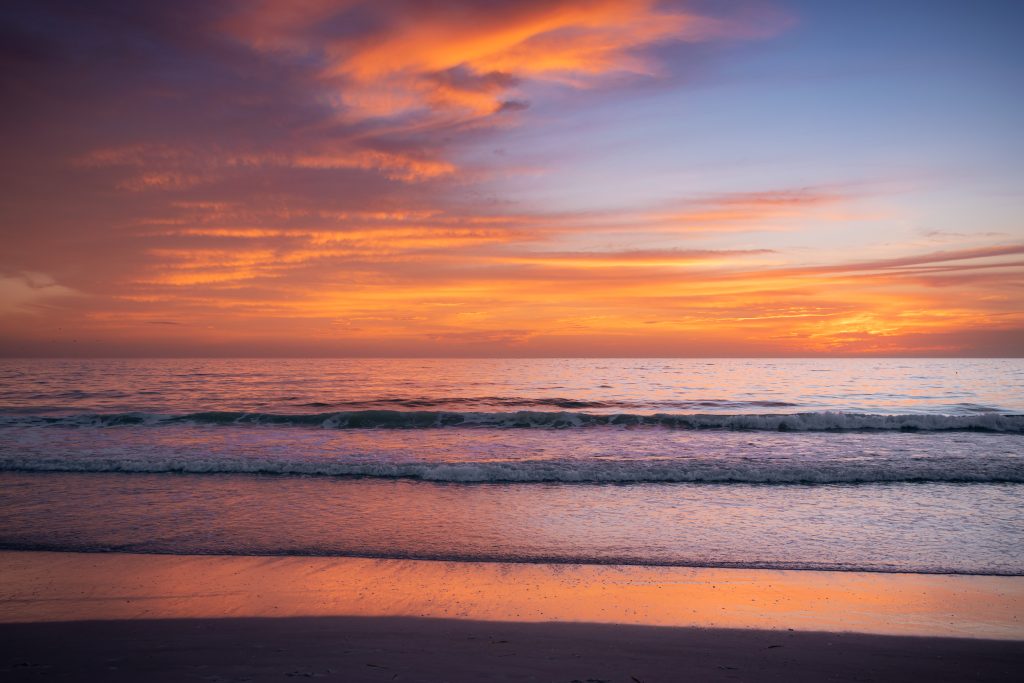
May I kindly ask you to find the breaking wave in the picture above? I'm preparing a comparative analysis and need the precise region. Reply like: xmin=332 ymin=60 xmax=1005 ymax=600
xmin=289 ymin=397 xmax=803 ymax=410
xmin=2 ymin=454 xmax=1022 ymax=484
xmin=6 ymin=410 xmax=1024 ymax=432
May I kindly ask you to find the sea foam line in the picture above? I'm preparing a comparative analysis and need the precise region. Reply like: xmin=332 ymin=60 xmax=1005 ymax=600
xmin=5 ymin=410 xmax=1024 ymax=432
xmin=0 ymin=541 xmax=1019 ymax=575
xmin=2 ymin=456 xmax=1022 ymax=484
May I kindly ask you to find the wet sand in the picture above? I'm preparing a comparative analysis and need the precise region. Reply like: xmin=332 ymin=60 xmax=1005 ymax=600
xmin=1 ymin=551 xmax=1022 ymax=681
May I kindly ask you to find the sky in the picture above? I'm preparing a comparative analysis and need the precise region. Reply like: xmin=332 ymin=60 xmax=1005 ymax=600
xmin=1 ymin=0 xmax=1022 ymax=357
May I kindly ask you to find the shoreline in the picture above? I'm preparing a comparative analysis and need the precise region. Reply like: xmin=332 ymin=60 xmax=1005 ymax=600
xmin=2 ymin=550 xmax=1021 ymax=639
xmin=2 ymin=544 xmax=1023 ymax=577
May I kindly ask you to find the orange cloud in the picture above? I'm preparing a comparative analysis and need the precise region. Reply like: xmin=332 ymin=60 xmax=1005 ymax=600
xmin=96 ymin=200 xmax=1023 ymax=355
xmin=78 ymin=143 xmax=455 ymax=189
xmin=497 ymin=248 xmax=775 ymax=269
xmin=224 ymin=0 xmax=760 ymax=125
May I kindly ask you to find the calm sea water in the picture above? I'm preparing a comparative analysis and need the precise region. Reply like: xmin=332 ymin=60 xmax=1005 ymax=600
xmin=1 ymin=358 xmax=1022 ymax=574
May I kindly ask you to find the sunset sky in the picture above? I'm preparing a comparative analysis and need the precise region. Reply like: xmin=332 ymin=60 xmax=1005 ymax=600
xmin=1 ymin=0 xmax=1022 ymax=357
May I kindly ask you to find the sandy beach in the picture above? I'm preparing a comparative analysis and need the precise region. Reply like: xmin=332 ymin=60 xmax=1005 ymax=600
xmin=6 ymin=615 xmax=1024 ymax=683
xmin=2 ymin=551 xmax=1022 ymax=681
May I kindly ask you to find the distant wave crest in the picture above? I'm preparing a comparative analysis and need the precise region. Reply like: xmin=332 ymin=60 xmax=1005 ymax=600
xmin=1 ymin=454 xmax=1022 ymax=484
xmin=290 ymin=397 xmax=803 ymax=410
xmin=6 ymin=410 xmax=1024 ymax=432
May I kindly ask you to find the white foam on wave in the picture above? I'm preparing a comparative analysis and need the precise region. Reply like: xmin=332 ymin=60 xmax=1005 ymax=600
xmin=7 ymin=410 xmax=1024 ymax=432
xmin=3 ymin=454 xmax=1022 ymax=484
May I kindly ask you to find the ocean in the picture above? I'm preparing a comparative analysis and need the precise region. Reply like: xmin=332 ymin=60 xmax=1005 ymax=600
xmin=1 ymin=358 xmax=1021 ymax=575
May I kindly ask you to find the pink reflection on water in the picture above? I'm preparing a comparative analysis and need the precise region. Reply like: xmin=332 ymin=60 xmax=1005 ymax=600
xmin=1 ymin=552 xmax=1022 ymax=639
xmin=1 ymin=358 xmax=1021 ymax=414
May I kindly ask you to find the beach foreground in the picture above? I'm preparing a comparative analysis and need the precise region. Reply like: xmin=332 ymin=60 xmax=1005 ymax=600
xmin=5 ymin=615 xmax=1024 ymax=683
xmin=2 ymin=552 xmax=1022 ymax=681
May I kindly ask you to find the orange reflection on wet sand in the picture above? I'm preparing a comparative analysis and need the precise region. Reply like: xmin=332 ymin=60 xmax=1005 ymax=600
xmin=1 ymin=552 xmax=1020 ymax=639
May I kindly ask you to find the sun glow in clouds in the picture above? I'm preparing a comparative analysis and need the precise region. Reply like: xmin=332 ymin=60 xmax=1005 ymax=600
xmin=0 ymin=0 xmax=1021 ymax=356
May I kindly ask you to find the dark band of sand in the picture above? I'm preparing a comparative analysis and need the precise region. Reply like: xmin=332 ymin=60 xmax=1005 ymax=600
xmin=5 ymin=615 xmax=1023 ymax=683
xmin=2 ymin=551 xmax=1022 ymax=681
